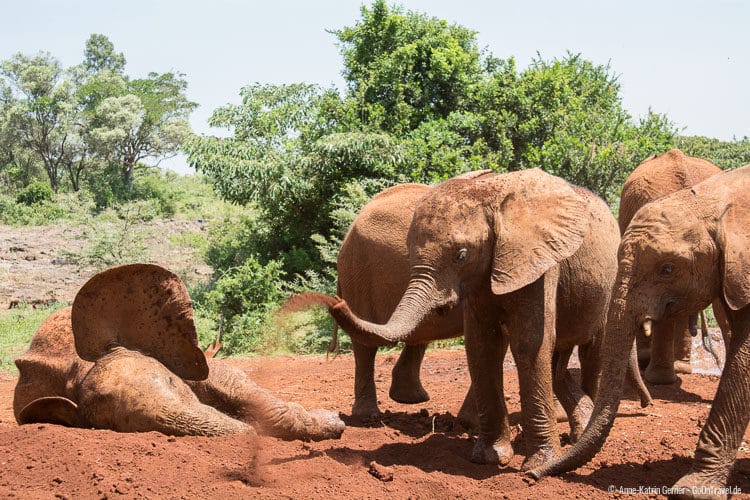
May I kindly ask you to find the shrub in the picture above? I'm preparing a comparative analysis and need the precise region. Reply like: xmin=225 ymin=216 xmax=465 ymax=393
xmin=15 ymin=181 xmax=54 ymax=206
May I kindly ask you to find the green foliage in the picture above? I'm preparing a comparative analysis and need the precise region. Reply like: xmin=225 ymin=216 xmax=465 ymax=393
xmin=335 ymin=0 xmax=482 ymax=134
xmin=0 ymin=194 xmax=66 ymax=225
xmin=675 ymin=135 xmax=750 ymax=170
xmin=15 ymin=180 xmax=53 ymax=205
xmin=0 ymin=304 xmax=66 ymax=374
xmin=194 ymin=257 xmax=286 ymax=355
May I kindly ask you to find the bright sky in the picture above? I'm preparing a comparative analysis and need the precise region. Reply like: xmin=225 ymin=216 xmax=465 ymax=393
xmin=3 ymin=0 xmax=748 ymax=174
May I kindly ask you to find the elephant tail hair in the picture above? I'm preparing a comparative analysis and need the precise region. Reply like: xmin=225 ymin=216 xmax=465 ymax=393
xmin=280 ymin=293 xmax=343 ymax=315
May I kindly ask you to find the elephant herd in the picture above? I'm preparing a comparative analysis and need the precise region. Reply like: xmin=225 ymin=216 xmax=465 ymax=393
xmin=13 ymin=149 xmax=750 ymax=498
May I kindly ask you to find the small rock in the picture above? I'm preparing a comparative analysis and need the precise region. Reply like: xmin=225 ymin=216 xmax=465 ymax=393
xmin=368 ymin=461 xmax=394 ymax=482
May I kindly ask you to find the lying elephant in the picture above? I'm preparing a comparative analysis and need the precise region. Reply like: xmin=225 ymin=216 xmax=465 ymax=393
xmin=14 ymin=264 xmax=344 ymax=441
xmin=619 ymin=148 xmax=731 ymax=383
xmin=530 ymin=165 xmax=750 ymax=498
xmin=290 ymin=169 xmax=652 ymax=470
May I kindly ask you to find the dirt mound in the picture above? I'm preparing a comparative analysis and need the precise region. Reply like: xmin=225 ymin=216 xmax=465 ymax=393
xmin=1 ymin=349 xmax=749 ymax=498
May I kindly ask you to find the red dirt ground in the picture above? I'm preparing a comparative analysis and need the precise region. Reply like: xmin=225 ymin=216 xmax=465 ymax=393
xmin=1 ymin=342 xmax=749 ymax=499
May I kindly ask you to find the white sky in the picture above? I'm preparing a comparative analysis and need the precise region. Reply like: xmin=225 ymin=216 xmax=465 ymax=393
xmin=2 ymin=0 xmax=748 ymax=173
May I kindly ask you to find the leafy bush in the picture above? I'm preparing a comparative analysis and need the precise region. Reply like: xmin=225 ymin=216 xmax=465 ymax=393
xmin=193 ymin=257 xmax=286 ymax=355
xmin=0 ymin=195 xmax=67 ymax=226
xmin=15 ymin=181 xmax=54 ymax=206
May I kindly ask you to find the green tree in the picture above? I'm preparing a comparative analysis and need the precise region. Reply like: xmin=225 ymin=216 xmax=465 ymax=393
xmin=335 ymin=0 xmax=483 ymax=134
xmin=675 ymin=135 xmax=750 ymax=170
xmin=471 ymin=53 xmax=676 ymax=201
xmin=83 ymin=33 xmax=126 ymax=75
xmin=0 ymin=52 xmax=86 ymax=192
xmin=185 ymin=83 xmax=405 ymax=276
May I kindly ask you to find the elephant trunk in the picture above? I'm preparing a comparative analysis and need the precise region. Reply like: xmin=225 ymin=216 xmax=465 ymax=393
xmin=627 ymin=339 xmax=653 ymax=407
xmin=330 ymin=273 xmax=441 ymax=347
xmin=529 ymin=276 xmax=636 ymax=479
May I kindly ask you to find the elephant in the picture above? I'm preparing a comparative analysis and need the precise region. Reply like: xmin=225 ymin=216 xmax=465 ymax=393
xmin=529 ymin=165 xmax=750 ymax=498
xmin=618 ymin=148 xmax=731 ymax=384
xmin=13 ymin=264 xmax=345 ymax=441
xmin=331 ymin=182 xmax=464 ymax=418
xmin=288 ymin=168 xmax=651 ymax=470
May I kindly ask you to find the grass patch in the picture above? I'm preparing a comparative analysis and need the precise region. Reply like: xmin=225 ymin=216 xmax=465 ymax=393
xmin=0 ymin=304 xmax=66 ymax=375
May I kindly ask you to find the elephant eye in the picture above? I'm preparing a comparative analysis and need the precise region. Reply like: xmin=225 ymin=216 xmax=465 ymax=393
xmin=660 ymin=263 xmax=673 ymax=276
xmin=456 ymin=248 xmax=468 ymax=262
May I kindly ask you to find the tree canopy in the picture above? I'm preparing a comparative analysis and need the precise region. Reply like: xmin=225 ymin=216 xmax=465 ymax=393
xmin=0 ymin=34 xmax=195 ymax=199
xmin=186 ymin=0 xmax=677 ymax=278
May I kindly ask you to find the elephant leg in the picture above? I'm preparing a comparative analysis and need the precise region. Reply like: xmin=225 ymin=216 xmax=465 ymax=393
xmin=645 ymin=318 xmax=679 ymax=384
xmin=671 ymin=312 xmax=750 ymax=497
xmin=552 ymin=349 xmax=593 ymax=444
xmin=506 ymin=274 xmax=560 ymax=471
xmin=389 ymin=343 xmax=429 ymax=404
xmin=457 ymin=383 xmax=478 ymax=431
xmin=674 ymin=316 xmax=695 ymax=374
xmin=188 ymin=360 xmax=344 ymax=441
xmin=350 ymin=340 xmax=380 ymax=418
xmin=463 ymin=294 xmax=511 ymax=466
xmin=457 ymin=337 xmax=510 ymax=432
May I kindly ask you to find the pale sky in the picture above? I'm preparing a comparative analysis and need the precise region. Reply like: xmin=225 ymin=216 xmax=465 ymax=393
xmin=2 ymin=0 xmax=748 ymax=173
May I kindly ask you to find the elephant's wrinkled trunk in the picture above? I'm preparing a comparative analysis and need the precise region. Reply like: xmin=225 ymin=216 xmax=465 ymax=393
xmin=330 ymin=272 xmax=442 ymax=347
xmin=529 ymin=275 xmax=636 ymax=479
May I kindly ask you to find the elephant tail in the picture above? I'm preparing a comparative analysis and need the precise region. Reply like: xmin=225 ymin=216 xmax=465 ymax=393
xmin=280 ymin=293 xmax=343 ymax=314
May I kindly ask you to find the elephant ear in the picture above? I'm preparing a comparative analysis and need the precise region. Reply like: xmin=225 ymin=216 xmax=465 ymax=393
xmin=718 ymin=202 xmax=750 ymax=310
xmin=72 ymin=264 xmax=209 ymax=380
xmin=17 ymin=396 xmax=83 ymax=427
xmin=491 ymin=169 xmax=589 ymax=295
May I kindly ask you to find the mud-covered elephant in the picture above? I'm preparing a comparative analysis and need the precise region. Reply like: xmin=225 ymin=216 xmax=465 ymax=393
xmin=14 ymin=264 xmax=344 ymax=441
xmin=290 ymin=169 xmax=650 ymax=470
xmin=530 ymin=165 xmax=750 ymax=498
xmin=332 ymin=182 xmax=464 ymax=417
xmin=619 ymin=148 xmax=730 ymax=384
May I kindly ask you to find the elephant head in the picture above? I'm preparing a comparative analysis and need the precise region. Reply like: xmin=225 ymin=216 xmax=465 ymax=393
xmin=329 ymin=168 xmax=590 ymax=346
xmin=530 ymin=164 xmax=750 ymax=481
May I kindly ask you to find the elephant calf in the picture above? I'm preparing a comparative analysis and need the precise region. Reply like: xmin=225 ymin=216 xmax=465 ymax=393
xmin=531 ymin=164 xmax=750 ymax=499
xmin=14 ymin=264 xmax=344 ymax=442
xmin=290 ymin=169 xmax=651 ymax=471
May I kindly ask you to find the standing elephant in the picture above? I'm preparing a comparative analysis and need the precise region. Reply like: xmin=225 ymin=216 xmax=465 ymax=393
xmin=619 ymin=148 xmax=730 ymax=383
xmin=14 ymin=264 xmax=344 ymax=441
xmin=333 ymin=183 xmax=464 ymax=418
xmin=530 ymin=165 xmax=750 ymax=498
xmin=291 ymin=169 xmax=645 ymax=470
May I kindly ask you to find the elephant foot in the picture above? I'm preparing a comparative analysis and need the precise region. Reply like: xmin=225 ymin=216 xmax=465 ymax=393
xmin=389 ymin=383 xmax=429 ymax=404
xmin=645 ymin=364 xmax=678 ymax=385
xmin=669 ymin=471 xmax=729 ymax=499
xmin=521 ymin=445 xmax=560 ymax=472
xmin=351 ymin=398 xmax=381 ymax=420
xmin=674 ymin=359 xmax=693 ymax=374
xmin=470 ymin=438 xmax=514 ymax=466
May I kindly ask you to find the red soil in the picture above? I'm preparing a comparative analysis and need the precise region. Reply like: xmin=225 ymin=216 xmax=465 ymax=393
xmin=1 ymin=347 xmax=749 ymax=499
